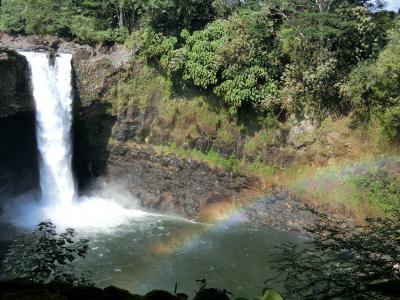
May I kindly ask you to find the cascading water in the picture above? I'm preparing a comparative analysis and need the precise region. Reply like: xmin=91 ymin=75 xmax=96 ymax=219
xmin=21 ymin=52 xmax=75 ymax=208
xmin=10 ymin=51 xmax=149 ymax=229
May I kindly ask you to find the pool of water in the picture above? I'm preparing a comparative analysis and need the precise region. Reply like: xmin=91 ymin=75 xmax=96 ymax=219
xmin=77 ymin=214 xmax=308 ymax=299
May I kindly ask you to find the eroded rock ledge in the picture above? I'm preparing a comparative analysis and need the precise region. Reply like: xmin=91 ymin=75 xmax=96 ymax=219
xmin=106 ymin=142 xmax=257 ymax=219
xmin=0 ymin=46 xmax=32 ymax=118
xmin=104 ymin=143 xmax=319 ymax=234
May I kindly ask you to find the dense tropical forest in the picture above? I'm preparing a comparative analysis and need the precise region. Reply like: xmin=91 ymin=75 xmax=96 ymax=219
xmin=1 ymin=0 xmax=399 ymax=139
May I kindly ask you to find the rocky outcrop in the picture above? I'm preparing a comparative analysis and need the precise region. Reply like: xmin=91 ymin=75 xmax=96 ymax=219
xmin=72 ymin=46 xmax=132 ymax=105
xmin=243 ymin=118 xmax=361 ymax=168
xmin=72 ymin=46 xmax=132 ymax=187
xmin=239 ymin=191 xmax=319 ymax=233
xmin=68 ymin=40 xmax=330 ymax=228
xmin=0 ymin=46 xmax=33 ymax=118
xmin=106 ymin=143 xmax=257 ymax=219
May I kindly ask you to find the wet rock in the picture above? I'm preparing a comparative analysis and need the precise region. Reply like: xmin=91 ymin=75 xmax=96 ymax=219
xmin=71 ymin=44 xmax=132 ymax=187
xmin=240 ymin=191 xmax=319 ymax=234
xmin=0 ymin=46 xmax=33 ymax=118
xmin=0 ymin=46 xmax=39 ymax=203
xmin=106 ymin=143 xmax=256 ymax=218
xmin=72 ymin=49 xmax=119 ymax=105
xmin=113 ymin=105 xmax=158 ymax=142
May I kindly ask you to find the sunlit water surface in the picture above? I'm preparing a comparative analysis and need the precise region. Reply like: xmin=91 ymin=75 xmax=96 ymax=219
xmin=74 ymin=215 xmax=307 ymax=299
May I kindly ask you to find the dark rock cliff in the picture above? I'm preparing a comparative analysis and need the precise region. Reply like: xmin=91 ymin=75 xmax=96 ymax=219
xmin=0 ymin=46 xmax=38 ymax=203
xmin=0 ymin=46 xmax=33 ymax=118
xmin=107 ymin=143 xmax=255 ymax=218
xmin=72 ymin=46 xmax=130 ymax=187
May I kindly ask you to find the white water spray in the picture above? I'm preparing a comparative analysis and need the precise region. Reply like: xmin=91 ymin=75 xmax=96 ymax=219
xmin=22 ymin=52 xmax=75 ymax=207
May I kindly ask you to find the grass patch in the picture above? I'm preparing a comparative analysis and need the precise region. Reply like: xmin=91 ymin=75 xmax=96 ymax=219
xmin=243 ymin=160 xmax=276 ymax=177
xmin=155 ymin=143 xmax=283 ymax=181
xmin=107 ymin=60 xmax=172 ymax=114
xmin=352 ymin=170 xmax=400 ymax=213
xmin=155 ymin=143 xmax=238 ymax=173
xmin=244 ymin=128 xmax=280 ymax=159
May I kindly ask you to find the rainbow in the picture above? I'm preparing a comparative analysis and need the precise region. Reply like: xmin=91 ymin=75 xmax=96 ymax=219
xmin=148 ymin=153 xmax=400 ymax=256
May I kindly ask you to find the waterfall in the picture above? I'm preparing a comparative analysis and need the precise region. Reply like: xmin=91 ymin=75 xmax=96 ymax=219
xmin=21 ymin=52 xmax=75 ymax=207
xmin=6 ymin=51 xmax=146 ymax=229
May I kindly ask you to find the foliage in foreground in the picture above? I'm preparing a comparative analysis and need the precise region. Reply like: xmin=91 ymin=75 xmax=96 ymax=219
xmin=3 ymin=221 xmax=90 ymax=285
xmin=270 ymin=213 xmax=400 ymax=299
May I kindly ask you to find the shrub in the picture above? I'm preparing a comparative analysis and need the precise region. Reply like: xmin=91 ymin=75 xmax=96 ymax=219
xmin=3 ymin=221 xmax=90 ymax=285
xmin=353 ymin=170 xmax=400 ymax=212
xmin=342 ymin=18 xmax=400 ymax=141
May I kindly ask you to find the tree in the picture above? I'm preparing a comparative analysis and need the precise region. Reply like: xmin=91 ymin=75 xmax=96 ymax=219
xmin=342 ymin=17 xmax=400 ymax=140
xmin=103 ymin=0 xmax=149 ymax=31
xmin=3 ymin=221 xmax=90 ymax=285
xmin=269 ymin=212 xmax=400 ymax=299
xmin=142 ymin=5 xmax=284 ymax=116
xmin=146 ymin=0 xmax=216 ymax=34
xmin=0 ymin=0 xmax=27 ymax=33
xmin=276 ymin=0 xmax=385 ymax=119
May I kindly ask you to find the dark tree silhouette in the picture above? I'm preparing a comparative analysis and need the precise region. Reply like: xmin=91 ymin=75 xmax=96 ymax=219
xmin=3 ymin=220 xmax=90 ymax=285
xmin=269 ymin=212 xmax=400 ymax=299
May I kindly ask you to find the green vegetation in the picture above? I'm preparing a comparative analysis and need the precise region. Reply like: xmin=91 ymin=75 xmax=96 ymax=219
xmin=285 ymin=157 xmax=400 ymax=218
xmin=155 ymin=143 xmax=238 ymax=173
xmin=137 ymin=0 xmax=398 ymax=131
xmin=108 ymin=60 xmax=173 ymax=113
xmin=244 ymin=129 xmax=280 ymax=160
xmin=0 ymin=0 xmax=216 ymax=43
xmin=342 ymin=17 xmax=400 ymax=142
xmin=155 ymin=142 xmax=280 ymax=179
xmin=1 ymin=0 xmax=399 ymax=140
xmin=3 ymin=221 xmax=90 ymax=285
xmin=353 ymin=170 xmax=400 ymax=212
xmin=272 ymin=212 xmax=400 ymax=299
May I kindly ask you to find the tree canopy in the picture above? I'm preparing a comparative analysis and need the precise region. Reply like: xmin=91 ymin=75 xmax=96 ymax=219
xmin=0 ymin=0 xmax=399 ymax=138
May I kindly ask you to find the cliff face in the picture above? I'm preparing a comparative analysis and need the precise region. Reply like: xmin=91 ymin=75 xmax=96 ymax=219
xmin=0 ymin=36 xmax=359 ymax=221
xmin=72 ymin=46 xmax=131 ymax=186
xmin=71 ymin=46 xmax=258 ymax=219
xmin=0 ymin=46 xmax=33 ymax=118
xmin=0 ymin=46 xmax=39 ymax=202
xmin=70 ymin=41 xmax=362 ymax=220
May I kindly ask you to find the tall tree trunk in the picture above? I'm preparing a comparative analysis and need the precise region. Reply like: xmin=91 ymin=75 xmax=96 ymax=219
xmin=315 ymin=0 xmax=334 ymax=13
xmin=116 ymin=4 xmax=124 ymax=28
